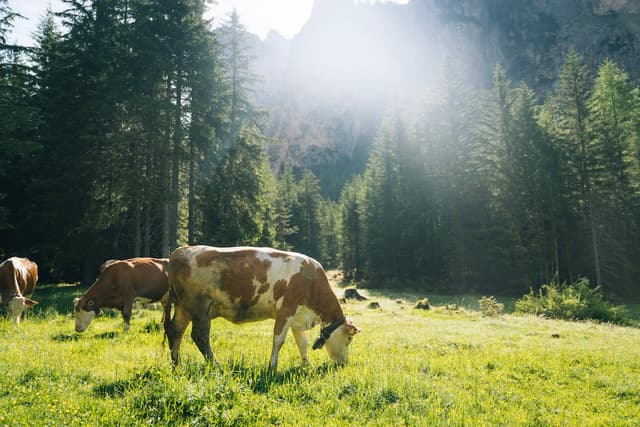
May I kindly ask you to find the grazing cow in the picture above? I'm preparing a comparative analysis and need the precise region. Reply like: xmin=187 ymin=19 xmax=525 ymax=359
xmin=0 ymin=257 xmax=38 ymax=324
xmin=164 ymin=245 xmax=361 ymax=371
xmin=98 ymin=259 xmax=118 ymax=273
xmin=74 ymin=257 xmax=169 ymax=332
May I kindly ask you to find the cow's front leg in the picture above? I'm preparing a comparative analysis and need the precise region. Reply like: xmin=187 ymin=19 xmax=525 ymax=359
xmin=291 ymin=327 xmax=309 ymax=366
xmin=122 ymin=299 xmax=133 ymax=332
xmin=270 ymin=316 xmax=291 ymax=371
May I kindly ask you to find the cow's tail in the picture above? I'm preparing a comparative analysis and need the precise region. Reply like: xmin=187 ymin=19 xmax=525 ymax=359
xmin=162 ymin=289 xmax=174 ymax=348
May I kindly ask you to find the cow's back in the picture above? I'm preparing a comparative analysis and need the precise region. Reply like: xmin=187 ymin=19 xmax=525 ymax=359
xmin=0 ymin=259 xmax=14 ymax=297
xmin=169 ymin=245 xmax=333 ymax=323
xmin=0 ymin=257 xmax=38 ymax=298
xmin=19 ymin=258 xmax=38 ymax=297
xmin=112 ymin=258 xmax=169 ymax=300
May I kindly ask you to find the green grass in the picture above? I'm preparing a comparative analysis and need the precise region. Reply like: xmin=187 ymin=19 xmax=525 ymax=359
xmin=1 ymin=282 xmax=639 ymax=426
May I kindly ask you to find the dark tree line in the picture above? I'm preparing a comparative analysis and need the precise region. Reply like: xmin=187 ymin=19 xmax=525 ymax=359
xmin=0 ymin=1 xmax=333 ymax=284
xmin=1 ymin=1 xmax=639 ymax=298
xmin=340 ymin=51 xmax=640 ymax=297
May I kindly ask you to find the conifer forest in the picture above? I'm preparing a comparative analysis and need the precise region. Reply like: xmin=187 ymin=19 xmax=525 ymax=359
xmin=2 ymin=0 xmax=640 ymax=299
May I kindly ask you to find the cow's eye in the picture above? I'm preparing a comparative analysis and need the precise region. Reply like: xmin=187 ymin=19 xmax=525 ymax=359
xmin=88 ymin=300 xmax=95 ymax=306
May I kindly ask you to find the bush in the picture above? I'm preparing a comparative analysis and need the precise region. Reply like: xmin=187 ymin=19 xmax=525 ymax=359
xmin=514 ymin=278 xmax=629 ymax=325
xmin=478 ymin=296 xmax=504 ymax=316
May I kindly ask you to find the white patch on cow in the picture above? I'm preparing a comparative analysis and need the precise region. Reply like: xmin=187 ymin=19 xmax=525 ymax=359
xmin=289 ymin=305 xmax=320 ymax=331
xmin=258 ymin=251 xmax=302 ymax=287
xmin=8 ymin=297 xmax=26 ymax=324
xmin=74 ymin=297 xmax=96 ymax=332
xmin=323 ymin=319 xmax=361 ymax=364
xmin=323 ymin=327 xmax=353 ymax=364
xmin=12 ymin=259 xmax=28 ymax=283
xmin=75 ymin=309 xmax=95 ymax=332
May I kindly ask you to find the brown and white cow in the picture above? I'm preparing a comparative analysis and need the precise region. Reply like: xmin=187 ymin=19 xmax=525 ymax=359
xmin=74 ymin=257 xmax=169 ymax=332
xmin=0 ymin=257 xmax=38 ymax=324
xmin=164 ymin=245 xmax=361 ymax=371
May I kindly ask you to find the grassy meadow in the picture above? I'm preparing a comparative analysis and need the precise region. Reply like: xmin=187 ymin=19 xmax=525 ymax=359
xmin=1 ymin=278 xmax=640 ymax=426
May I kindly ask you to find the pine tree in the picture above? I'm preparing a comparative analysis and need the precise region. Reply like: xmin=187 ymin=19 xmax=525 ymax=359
xmin=186 ymin=21 xmax=225 ymax=245
xmin=556 ymin=49 xmax=600 ymax=285
xmin=273 ymin=163 xmax=299 ymax=250
xmin=293 ymin=169 xmax=324 ymax=260
xmin=218 ymin=10 xmax=265 ymax=149
xmin=202 ymin=130 xmax=272 ymax=246
xmin=339 ymin=175 xmax=365 ymax=281
xmin=588 ymin=59 xmax=638 ymax=288
xmin=361 ymin=116 xmax=403 ymax=284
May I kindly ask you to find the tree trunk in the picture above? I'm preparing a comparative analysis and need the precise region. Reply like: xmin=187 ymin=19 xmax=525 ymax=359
xmin=170 ymin=58 xmax=183 ymax=252
xmin=588 ymin=199 xmax=602 ymax=285
xmin=143 ymin=203 xmax=151 ymax=257
xmin=161 ymin=75 xmax=172 ymax=258
xmin=133 ymin=194 xmax=141 ymax=257
xmin=188 ymin=131 xmax=196 ymax=244
xmin=132 ymin=137 xmax=142 ymax=257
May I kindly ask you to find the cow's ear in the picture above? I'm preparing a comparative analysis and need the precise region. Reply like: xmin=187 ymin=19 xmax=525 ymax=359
xmin=344 ymin=318 xmax=361 ymax=335
xmin=24 ymin=298 xmax=38 ymax=307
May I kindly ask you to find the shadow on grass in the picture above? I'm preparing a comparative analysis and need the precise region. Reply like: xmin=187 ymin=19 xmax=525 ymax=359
xmin=51 ymin=330 xmax=120 ymax=342
xmin=93 ymin=368 xmax=161 ymax=398
xmin=227 ymin=359 xmax=338 ymax=394
xmin=93 ymin=331 xmax=120 ymax=340
xmin=51 ymin=332 xmax=82 ymax=342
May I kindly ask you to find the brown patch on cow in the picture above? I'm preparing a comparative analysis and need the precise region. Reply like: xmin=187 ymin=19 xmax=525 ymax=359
xmin=218 ymin=253 xmax=271 ymax=309
xmin=300 ymin=260 xmax=319 ymax=280
xmin=273 ymin=279 xmax=288 ymax=301
xmin=82 ymin=257 xmax=170 ymax=312
xmin=257 ymin=282 xmax=270 ymax=294
xmin=0 ymin=257 xmax=38 ymax=302
xmin=274 ymin=265 xmax=343 ymax=335
xmin=250 ymin=295 xmax=260 ymax=306
xmin=170 ymin=252 xmax=192 ymax=285
xmin=196 ymin=250 xmax=218 ymax=268
xmin=99 ymin=259 xmax=118 ymax=273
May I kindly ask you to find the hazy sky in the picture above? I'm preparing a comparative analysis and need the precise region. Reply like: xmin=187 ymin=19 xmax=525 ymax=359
xmin=6 ymin=0 xmax=409 ymax=46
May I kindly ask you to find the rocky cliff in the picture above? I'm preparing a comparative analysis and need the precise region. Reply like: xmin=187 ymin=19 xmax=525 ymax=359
xmin=250 ymin=0 xmax=640 ymax=197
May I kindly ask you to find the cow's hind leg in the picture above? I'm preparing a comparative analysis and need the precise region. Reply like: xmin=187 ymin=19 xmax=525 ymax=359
xmin=191 ymin=314 xmax=215 ymax=364
xmin=167 ymin=305 xmax=191 ymax=365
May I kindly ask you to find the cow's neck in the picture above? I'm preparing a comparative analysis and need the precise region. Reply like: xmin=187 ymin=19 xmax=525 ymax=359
xmin=309 ymin=294 xmax=344 ymax=326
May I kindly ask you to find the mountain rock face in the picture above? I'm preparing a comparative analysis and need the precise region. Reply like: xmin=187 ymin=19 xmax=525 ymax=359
xmin=251 ymin=0 xmax=640 ymax=197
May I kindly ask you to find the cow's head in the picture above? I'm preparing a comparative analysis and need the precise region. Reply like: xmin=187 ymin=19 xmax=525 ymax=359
xmin=314 ymin=317 xmax=361 ymax=365
xmin=8 ymin=296 xmax=38 ymax=324
xmin=74 ymin=296 xmax=101 ymax=332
